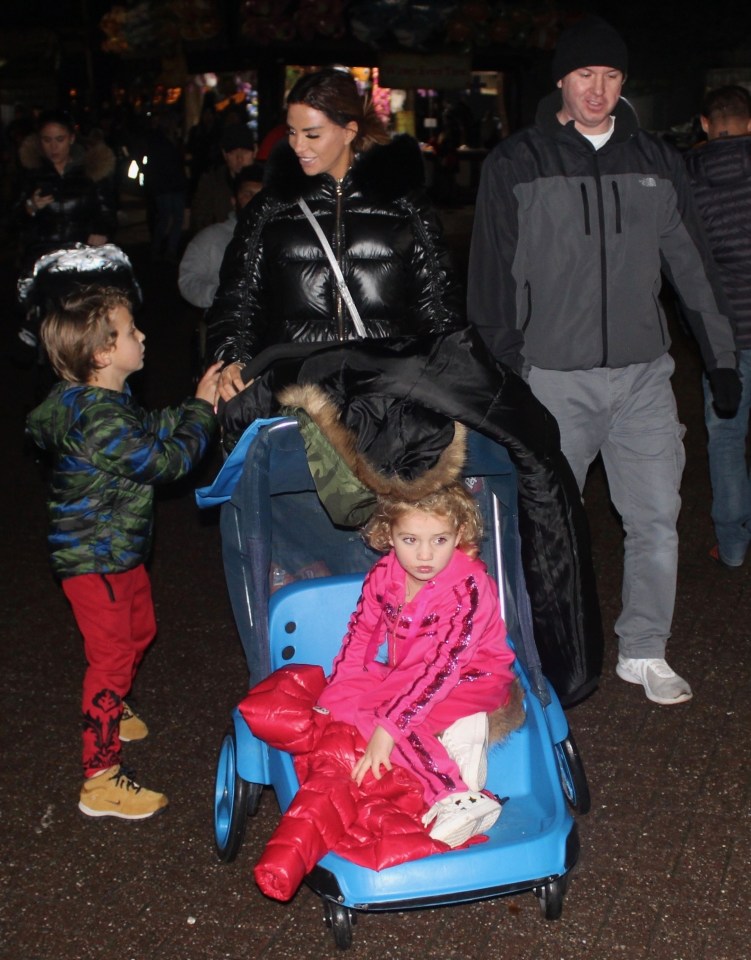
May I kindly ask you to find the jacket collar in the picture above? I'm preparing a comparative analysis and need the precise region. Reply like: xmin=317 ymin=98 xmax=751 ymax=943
xmin=263 ymin=134 xmax=425 ymax=205
xmin=535 ymin=89 xmax=639 ymax=145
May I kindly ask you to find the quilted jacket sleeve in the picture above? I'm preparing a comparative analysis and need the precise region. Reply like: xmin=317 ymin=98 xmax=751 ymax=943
xmin=204 ymin=196 xmax=272 ymax=364
xmin=405 ymin=191 xmax=466 ymax=335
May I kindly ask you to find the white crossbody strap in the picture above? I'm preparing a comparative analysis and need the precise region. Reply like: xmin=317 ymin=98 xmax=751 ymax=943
xmin=298 ymin=198 xmax=367 ymax=338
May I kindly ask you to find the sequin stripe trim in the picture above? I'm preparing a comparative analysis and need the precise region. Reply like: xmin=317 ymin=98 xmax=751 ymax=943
xmin=325 ymin=563 xmax=383 ymax=684
xmin=389 ymin=576 xmax=480 ymax=731
xmin=456 ymin=668 xmax=493 ymax=683
xmin=406 ymin=729 xmax=458 ymax=794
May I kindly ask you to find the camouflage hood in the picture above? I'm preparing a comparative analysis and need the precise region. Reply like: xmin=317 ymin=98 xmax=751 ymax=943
xmin=278 ymin=383 xmax=467 ymax=527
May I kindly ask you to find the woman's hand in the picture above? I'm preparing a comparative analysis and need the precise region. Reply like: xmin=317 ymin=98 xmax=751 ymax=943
xmin=352 ymin=725 xmax=395 ymax=787
xmin=27 ymin=189 xmax=55 ymax=215
xmin=216 ymin=362 xmax=251 ymax=404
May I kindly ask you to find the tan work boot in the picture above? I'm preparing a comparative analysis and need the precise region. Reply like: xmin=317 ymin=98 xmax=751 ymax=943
xmin=79 ymin=765 xmax=168 ymax=820
xmin=119 ymin=702 xmax=149 ymax=742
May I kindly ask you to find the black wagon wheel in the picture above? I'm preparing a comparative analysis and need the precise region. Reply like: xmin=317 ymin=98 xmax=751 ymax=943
xmin=554 ymin=731 xmax=591 ymax=814
xmin=323 ymin=900 xmax=355 ymax=949
xmin=534 ymin=874 xmax=568 ymax=920
xmin=213 ymin=725 xmax=262 ymax=862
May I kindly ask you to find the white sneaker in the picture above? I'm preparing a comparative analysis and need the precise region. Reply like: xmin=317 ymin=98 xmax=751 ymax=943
xmin=616 ymin=656 xmax=693 ymax=705
xmin=422 ymin=790 xmax=501 ymax=848
xmin=438 ymin=712 xmax=489 ymax=791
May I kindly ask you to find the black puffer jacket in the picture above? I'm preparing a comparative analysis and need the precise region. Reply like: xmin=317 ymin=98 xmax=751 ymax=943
xmin=205 ymin=135 xmax=465 ymax=365
xmin=14 ymin=137 xmax=117 ymax=271
xmin=686 ymin=135 xmax=751 ymax=350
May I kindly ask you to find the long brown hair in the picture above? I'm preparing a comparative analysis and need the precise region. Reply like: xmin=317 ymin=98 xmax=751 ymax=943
xmin=286 ymin=68 xmax=390 ymax=153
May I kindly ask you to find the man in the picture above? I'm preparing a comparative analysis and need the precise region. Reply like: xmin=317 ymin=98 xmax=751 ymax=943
xmin=179 ymin=164 xmax=264 ymax=310
xmin=686 ymin=86 xmax=751 ymax=570
xmin=468 ymin=16 xmax=740 ymax=705
xmin=190 ymin=122 xmax=256 ymax=234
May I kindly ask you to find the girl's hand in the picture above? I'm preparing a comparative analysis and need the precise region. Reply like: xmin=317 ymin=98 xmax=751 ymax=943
xmin=216 ymin=362 xmax=250 ymax=403
xmin=194 ymin=361 xmax=222 ymax=405
xmin=352 ymin=726 xmax=395 ymax=787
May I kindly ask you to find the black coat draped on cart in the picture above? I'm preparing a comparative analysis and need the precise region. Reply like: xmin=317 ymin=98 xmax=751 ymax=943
xmin=220 ymin=326 xmax=603 ymax=706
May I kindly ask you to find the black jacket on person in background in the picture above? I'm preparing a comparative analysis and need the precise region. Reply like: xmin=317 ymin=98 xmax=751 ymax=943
xmin=686 ymin=134 xmax=751 ymax=351
xmin=205 ymin=135 xmax=465 ymax=365
xmin=13 ymin=137 xmax=117 ymax=272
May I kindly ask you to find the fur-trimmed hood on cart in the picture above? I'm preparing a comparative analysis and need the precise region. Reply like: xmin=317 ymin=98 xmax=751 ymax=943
xmin=220 ymin=327 xmax=604 ymax=706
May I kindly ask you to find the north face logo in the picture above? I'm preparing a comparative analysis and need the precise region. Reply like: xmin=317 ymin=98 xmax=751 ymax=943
xmin=639 ymin=177 xmax=657 ymax=187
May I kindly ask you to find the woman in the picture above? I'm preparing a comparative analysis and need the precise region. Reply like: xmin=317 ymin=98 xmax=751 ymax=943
xmin=14 ymin=109 xmax=117 ymax=272
xmin=206 ymin=68 xmax=465 ymax=403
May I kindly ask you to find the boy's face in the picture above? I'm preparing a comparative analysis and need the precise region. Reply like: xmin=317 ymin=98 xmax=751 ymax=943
xmin=389 ymin=509 xmax=462 ymax=591
xmin=93 ymin=306 xmax=145 ymax=390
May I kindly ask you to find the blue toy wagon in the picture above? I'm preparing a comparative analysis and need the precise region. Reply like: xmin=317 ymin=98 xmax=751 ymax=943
xmin=199 ymin=418 xmax=590 ymax=949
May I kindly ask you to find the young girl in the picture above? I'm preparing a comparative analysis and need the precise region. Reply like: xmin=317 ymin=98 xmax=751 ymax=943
xmin=317 ymin=482 xmax=517 ymax=848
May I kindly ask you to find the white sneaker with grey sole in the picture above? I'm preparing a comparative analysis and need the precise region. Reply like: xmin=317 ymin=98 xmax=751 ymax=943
xmin=616 ymin=656 xmax=693 ymax=705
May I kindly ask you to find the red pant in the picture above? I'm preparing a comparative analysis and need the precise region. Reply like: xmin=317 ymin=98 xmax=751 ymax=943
xmin=62 ymin=565 xmax=156 ymax=777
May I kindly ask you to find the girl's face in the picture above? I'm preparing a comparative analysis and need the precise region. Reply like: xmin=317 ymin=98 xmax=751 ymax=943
xmin=389 ymin=509 xmax=462 ymax=592
xmin=286 ymin=103 xmax=357 ymax=181
xmin=39 ymin=123 xmax=75 ymax=169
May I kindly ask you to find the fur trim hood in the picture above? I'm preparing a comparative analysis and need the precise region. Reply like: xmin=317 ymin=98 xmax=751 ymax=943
xmin=18 ymin=134 xmax=116 ymax=182
xmin=263 ymin=134 xmax=426 ymax=205
xmin=277 ymin=382 xmax=467 ymax=502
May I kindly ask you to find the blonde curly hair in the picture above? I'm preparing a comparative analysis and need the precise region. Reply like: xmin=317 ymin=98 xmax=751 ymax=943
xmin=364 ymin=482 xmax=483 ymax=558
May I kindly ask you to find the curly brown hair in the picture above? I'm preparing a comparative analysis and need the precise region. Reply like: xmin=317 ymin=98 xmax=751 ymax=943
xmin=364 ymin=482 xmax=483 ymax=558
xmin=40 ymin=285 xmax=132 ymax=383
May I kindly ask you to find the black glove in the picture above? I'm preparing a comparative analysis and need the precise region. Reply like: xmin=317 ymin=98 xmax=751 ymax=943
xmin=708 ymin=368 xmax=742 ymax=418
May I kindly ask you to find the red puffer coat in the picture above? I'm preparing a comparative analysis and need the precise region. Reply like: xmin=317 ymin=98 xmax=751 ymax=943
xmin=239 ymin=664 xmax=451 ymax=901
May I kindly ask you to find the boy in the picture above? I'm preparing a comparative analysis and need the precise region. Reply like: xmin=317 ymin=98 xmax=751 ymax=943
xmin=27 ymin=285 xmax=220 ymax=819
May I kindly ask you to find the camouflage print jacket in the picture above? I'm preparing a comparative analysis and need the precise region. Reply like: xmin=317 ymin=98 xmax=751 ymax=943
xmin=27 ymin=381 xmax=216 ymax=578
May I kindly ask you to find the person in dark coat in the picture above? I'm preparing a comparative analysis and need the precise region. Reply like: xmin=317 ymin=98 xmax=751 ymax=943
xmin=13 ymin=109 xmax=117 ymax=273
xmin=142 ymin=111 xmax=187 ymax=264
xmin=467 ymin=17 xmax=740 ymax=706
xmin=686 ymin=85 xmax=751 ymax=569
xmin=205 ymin=67 xmax=465 ymax=406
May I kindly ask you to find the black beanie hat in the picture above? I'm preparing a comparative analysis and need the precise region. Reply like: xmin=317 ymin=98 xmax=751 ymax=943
xmin=552 ymin=16 xmax=628 ymax=83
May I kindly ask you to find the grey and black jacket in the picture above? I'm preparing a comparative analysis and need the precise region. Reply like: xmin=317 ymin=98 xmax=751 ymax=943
xmin=468 ymin=92 xmax=736 ymax=375
xmin=205 ymin=134 xmax=465 ymax=366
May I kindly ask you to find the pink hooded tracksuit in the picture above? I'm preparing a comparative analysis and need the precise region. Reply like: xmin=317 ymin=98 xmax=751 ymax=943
xmin=317 ymin=548 xmax=516 ymax=804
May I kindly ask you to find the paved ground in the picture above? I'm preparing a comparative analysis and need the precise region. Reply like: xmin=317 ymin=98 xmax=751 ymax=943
xmin=1 ymin=204 xmax=749 ymax=960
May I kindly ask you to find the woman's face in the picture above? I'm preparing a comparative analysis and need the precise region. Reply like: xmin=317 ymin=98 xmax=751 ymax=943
xmin=39 ymin=123 xmax=75 ymax=169
xmin=286 ymin=103 xmax=357 ymax=181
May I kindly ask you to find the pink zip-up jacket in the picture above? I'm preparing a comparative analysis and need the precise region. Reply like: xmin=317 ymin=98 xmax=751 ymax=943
xmin=317 ymin=548 xmax=516 ymax=744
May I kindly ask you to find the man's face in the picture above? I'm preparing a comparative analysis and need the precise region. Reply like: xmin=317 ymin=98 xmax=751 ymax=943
xmin=557 ymin=66 xmax=624 ymax=136
xmin=223 ymin=147 xmax=256 ymax=175
xmin=235 ymin=179 xmax=262 ymax=209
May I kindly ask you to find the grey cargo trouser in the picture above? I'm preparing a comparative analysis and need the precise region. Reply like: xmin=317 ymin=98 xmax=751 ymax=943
xmin=528 ymin=354 xmax=686 ymax=659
